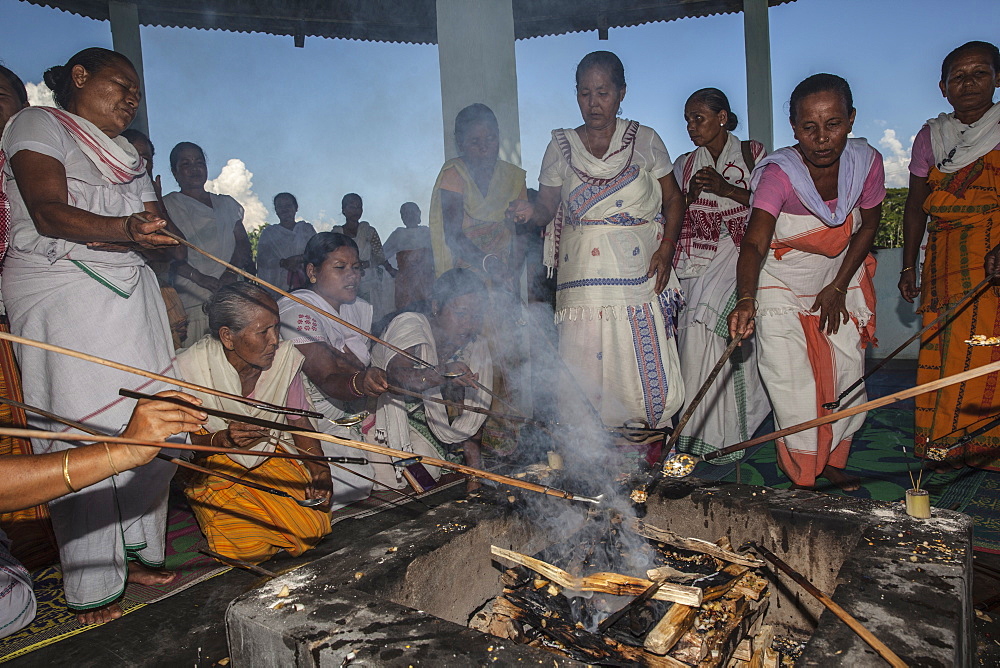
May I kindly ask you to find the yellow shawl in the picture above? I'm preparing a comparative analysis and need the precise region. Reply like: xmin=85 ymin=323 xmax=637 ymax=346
xmin=429 ymin=157 xmax=526 ymax=277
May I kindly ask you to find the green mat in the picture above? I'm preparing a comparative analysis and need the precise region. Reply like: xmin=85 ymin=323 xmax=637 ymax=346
xmin=694 ymin=407 xmax=997 ymax=550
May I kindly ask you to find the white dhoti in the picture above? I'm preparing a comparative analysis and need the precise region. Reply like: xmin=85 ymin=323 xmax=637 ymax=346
xmin=2 ymin=257 xmax=177 ymax=610
xmin=0 ymin=530 xmax=35 ymax=639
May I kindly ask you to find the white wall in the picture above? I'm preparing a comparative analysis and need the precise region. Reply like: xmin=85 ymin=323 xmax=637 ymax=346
xmin=869 ymin=247 xmax=921 ymax=359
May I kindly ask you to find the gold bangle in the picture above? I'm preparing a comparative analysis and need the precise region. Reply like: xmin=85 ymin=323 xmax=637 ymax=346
xmin=833 ymin=285 xmax=848 ymax=295
xmin=62 ymin=450 xmax=77 ymax=493
xmin=211 ymin=430 xmax=224 ymax=448
xmin=349 ymin=371 xmax=364 ymax=397
xmin=900 ymin=266 xmax=915 ymax=274
xmin=735 ymin=296 xmax=759 ymax=310
xmin=104 ymin=443 xmax=120 ymax=476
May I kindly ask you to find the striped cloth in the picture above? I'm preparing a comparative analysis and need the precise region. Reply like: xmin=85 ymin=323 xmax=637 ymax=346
xmin=184 ymin=454 xmax=330 ymax=564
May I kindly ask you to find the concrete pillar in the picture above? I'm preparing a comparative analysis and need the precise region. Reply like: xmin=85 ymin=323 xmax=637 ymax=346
xmin=108 ymin=1 xmax=149 ymax=135
xmin=742 ymin=0 xmax=773 ymax=152
xmin=436 ymin=0 xmax=521 ymax=165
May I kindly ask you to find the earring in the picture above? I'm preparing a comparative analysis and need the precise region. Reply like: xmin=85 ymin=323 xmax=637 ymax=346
xmin=310 ymin=277 xmax=317 ymax=284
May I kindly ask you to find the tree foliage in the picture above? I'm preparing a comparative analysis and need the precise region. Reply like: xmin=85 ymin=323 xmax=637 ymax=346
xmin=248 ymin=223 xmax=267 ymax=260
xmin=873 ymin=188 xmax=907 ymax=249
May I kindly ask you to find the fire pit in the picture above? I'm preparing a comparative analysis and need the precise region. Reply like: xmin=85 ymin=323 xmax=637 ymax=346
xmin=226 ymin=478 xmax=972 ymax=666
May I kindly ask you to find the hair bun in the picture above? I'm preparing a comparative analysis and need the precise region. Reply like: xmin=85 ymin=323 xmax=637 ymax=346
xmin=42 ymin=64 xmax=67 ymax=92
xmin=726 ymin=111 xmax=739 ymax=132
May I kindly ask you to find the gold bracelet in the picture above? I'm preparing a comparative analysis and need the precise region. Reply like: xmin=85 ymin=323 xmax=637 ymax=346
xmin=211 ymin=430 xmax=223 ymax=448
xmin=735 ymin=296 xmax=759 ymax=310
xmin=62 ymin=450 xmax=77 ymax=493
xmin=900 ymin=266 xmax=915 ymax=274
xmin=833 ymin=285 xmax=848 ymax=295
xmin=104 ymin=442 xmax=120 ymax=476
xmin=349 ymin=371 xmax=364 ymax=397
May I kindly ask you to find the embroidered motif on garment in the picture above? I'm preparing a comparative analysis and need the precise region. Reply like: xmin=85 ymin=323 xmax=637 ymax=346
xmin=615 ymin=199 xmax=624 ymax=207
xmin=556 ymin=275 xmax=651 ymax=291
xmin=566 ymin=165 xmax=640 ymax=225
xmin=573 ymin=212 xmax=648 ymax=227
xmin=628 ymin=302 xmax=667 ymax=426
xmin=591 ymin=248 xmax=600 ymax=256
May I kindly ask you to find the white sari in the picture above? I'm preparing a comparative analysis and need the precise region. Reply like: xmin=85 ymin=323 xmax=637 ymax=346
xmin=277 ymin=290 xmax=377 ymax=508
xmin=672 ymin=134 xmax=769 ymax=460
xmin=539 ymin=119 xmax=684 ymax=429
xmin=163 ymin=191 xmax=243 ymax=343
xmin=1 ymin=107 xmax=176 ymax=610
xmin=369 ymin=312 xmax=491 ymax=489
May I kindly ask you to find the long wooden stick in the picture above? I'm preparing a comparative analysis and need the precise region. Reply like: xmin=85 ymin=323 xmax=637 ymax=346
xmin=661 ymin=332 xmax=743 ymax=458
xmin=0 ymin=396 xmax=301 ymax=500
xmin=0 ymin=428 xmax=344 ymax=464
xmin=0 ymin=330 xmax=321 ymax=420
xmin=825 ymin=276 xmax=991 ymax=409
xmin=164 ymin=230 xmax=432 ymax=369
xmin=166 ymin=230 xmax=511 ymax=412
xmin=706 ymin=358 xmax=1000 ymax=462
xmin=751 ymin=542 xmax=907 ymax=667
xmin=0 ymin=423 xmax=597 ymax=503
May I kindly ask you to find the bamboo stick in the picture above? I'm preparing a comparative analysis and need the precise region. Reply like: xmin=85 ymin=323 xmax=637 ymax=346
xmin=164 ymin=230 xmax=511 ymax=413
xmin=708 ymin=358 xmax=1000 ymax=462
xmin=0 ymin=428 xmax=340 ymax=465
xmin=824 ymin=276 xmax=991 ymax=409
xmin=120 ymin=389 xmax=598 ymax=503
xmin=751 ymin=542 xmax=907 ymax=667
xmin=0 ymin=330 xmax=320 ymax=419
xmin=0 ymin=395 xmax=302 ymax=500
xmin=490 ymin=546 xmax=703 ymax=606
xmin=661 ymin=333 xmax=743 ymax=458
xmin=163 ymin=230 xmax=431 ymax=368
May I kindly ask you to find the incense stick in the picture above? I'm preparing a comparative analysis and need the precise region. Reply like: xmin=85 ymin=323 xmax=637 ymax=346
xmin=0 ymin=330 xmax=321 ymax=419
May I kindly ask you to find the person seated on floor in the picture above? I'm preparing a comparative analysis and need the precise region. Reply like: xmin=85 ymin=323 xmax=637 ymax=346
xmin=0 ymin=391 xmax=208 ymax=635
xmin=177 ymin=283 xmax=332 ymax=564
xmin=369 ymin=268 xmax=492 ymax=493
xmin=277 ymin=232 xmax=389 ymax=509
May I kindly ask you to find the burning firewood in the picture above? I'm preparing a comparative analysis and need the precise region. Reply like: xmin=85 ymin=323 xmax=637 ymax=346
xmin=630 ymin=519 xmax=763 ymax=568
xmin=491 ymin=546 xmax=704 ymax=607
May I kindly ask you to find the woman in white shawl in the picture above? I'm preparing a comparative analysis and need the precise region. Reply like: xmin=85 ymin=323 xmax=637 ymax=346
xmin=278 ymin=232 xmax=389 ymax=509
xmin=370 ymin=269 xmax=492 ymax=493
xmin=1 ymin=48 xmax=183 ymax=624
xmin=178 ymin=284 xmax=332 ymax=563
xmin=672 ymin=88 xmax=770 ymax=464
xmin=512 ymin=51 xmax=686 ymax=433
xmin=256 ymin=192 xmax=316 ymax=293
xmin=163 ymin=141 xmax=255 ymax=344
xmin=332 ymin=193 xmax=395 ymax=324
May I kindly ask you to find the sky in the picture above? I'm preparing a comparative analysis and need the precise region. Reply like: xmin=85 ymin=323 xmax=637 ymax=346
xmin=2 ymin=0 xmax=1000 ymax=241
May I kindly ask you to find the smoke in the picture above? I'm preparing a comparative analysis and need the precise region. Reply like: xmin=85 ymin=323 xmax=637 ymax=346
xmin=204 ymin=158 xmax=269 ymax=231
xmin=498 ymin=290 xmax=657 ymax=630
xmin=25 ymin=82 xmax=55 ymax=107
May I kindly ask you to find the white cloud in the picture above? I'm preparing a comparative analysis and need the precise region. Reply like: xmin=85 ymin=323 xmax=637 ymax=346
xmin=879 ymin=128 xmax=913 ymax=188
xmin=25 ymin=82 xmax=55 ymax=107
xmin=204 ymin=158 xmax=268 ymax=231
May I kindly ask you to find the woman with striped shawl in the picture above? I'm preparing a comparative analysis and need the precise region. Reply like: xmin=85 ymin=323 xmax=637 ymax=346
xmin=672 ymin=88 xmax=770 ymax=463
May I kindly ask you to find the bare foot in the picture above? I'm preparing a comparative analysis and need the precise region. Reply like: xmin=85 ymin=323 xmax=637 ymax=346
xmin=789 ymin=467 xmax=861 ymax=492
xmin=127 ymin=561 xmax=177 ymax=586
xmin=76 ymin=602 xmax=123 ymax=625
xmin=820 ymin=466 xmax=860 ymax=492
